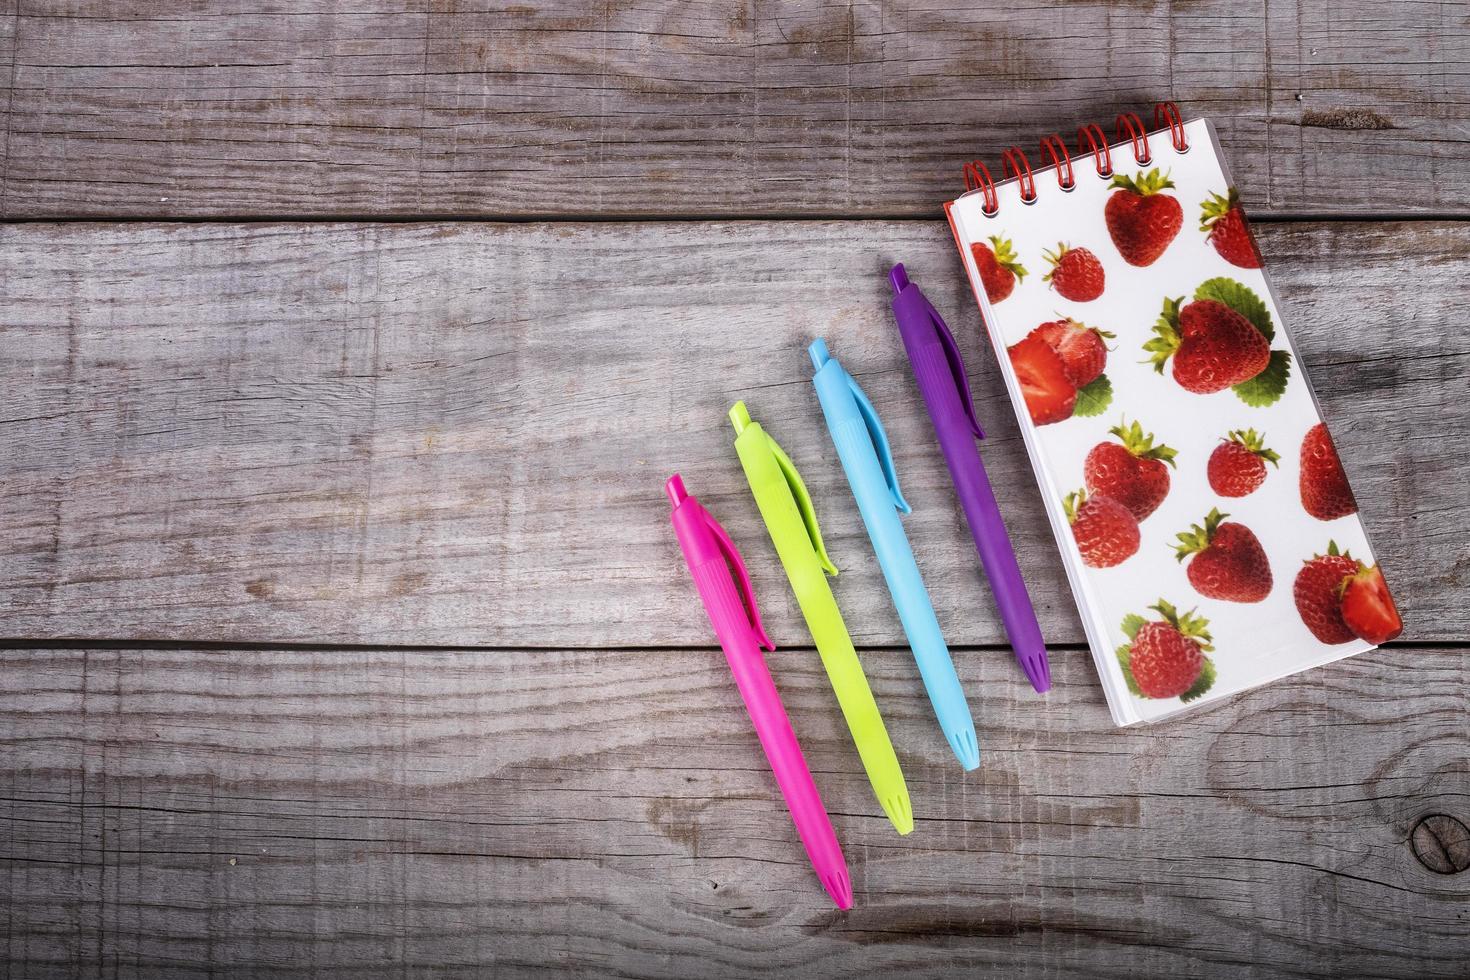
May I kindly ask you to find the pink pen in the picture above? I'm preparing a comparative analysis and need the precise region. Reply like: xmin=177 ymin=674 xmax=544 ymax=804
xmin=665 ymin=474 xmax=853 ymax=910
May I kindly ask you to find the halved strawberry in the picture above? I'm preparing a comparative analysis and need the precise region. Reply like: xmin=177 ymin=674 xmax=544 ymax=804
xmin=1030 ymin=319 xmax=1113 ymax=389
xmin=1339 ymin=564 xmax=1402 ymax=644
xmin=1008 ymin=334 xmax=1076 ymax=425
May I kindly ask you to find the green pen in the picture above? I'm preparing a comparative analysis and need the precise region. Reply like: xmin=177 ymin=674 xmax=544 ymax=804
xmin=729 ymin=401 xmax=913 ymax=835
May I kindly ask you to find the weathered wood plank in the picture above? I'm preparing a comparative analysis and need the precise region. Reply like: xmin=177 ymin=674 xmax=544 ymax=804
xmin=1 ymin=1 xmax=1466 ymax=218
xmin=2 ymin=220 xmax=1465 ymax=647
xmin=1 ymin=642 xmax=1464 ymax=977
xmin=0 ymin=0 xmax=14 ymax=215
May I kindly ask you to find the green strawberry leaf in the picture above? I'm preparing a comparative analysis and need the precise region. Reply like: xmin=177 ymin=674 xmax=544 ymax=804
xmin=1173 ymin=508 xmax=1227 ymax=561
xmin=1120 ymin=613 xmax=1146 ymax=641
xmin=1116 ymin=644 xmax=1144 ymax=697
xmin=1143 ymin=297 xmax=1185 ymax=372
xmin=1227 ymin=428 xmax=1281 ymax=465
xmin=1062 ymin=489 xmax=1086 ymax=524
xmin=1195 ymin=277 xmax=1273 ymax=341
xmin=1112 ymin=419 xmax=1178 ymax=467
xmin=1110 ymin=168 xmax=1176 ymax=196
xmin=1199 ymin=188 xmax=1240 ymax=231
xmin=1072 ymin=374 xmax=1113 ymax=417
xmin=1180 ymin=656 xmax=1217 ymax=703
xmin=1232 ymin=349 xmax=1292 ymax=407
xmin=990 ymin=235 xmax=1027 ymax=280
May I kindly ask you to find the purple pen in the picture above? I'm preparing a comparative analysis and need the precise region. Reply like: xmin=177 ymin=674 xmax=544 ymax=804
xmin=888 ymin=263 xmax=1051 ymax=693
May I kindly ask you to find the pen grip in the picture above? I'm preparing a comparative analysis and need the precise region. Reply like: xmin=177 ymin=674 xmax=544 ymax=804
xmin=795 ymin=578 xmax=911 ymax=830
xmin=912 ymin=343 xmax=1046 ymax=657
xmin=725 ymin=641 xmax=846 ymax=872
xmin=689 ymin=559 xmax=846 ymax=876
xmin=948 ymin=446 xmax=1047 ymax=654
xmin=830 ymin=417 xmax=974 ymax=744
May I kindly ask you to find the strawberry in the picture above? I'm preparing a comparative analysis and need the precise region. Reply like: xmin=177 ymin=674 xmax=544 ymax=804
xmin=1208 ymin=429 xmax=1280 ymax=497
xmin=1029 ymin=318 xmax=1112 ymax=388
xmin=1145 ymin=296 xmax=1270 ymax=393
xmin=1340 ymin=564 xmax=1403 ymax=644
xmin=1117 ymin=600 xmax=1215 ymax=700
xmin=1042 ymin=243 xmax=1105 ymax=302
xmin=1105 ymin=168 xmax=1183 ymax=266
xmin=1008 ymin=334 xmax=1076 ymax=425
xmin=1300 ymin=422 xmax=1358 ymax=520
xmin=1173 ymin=508 xmax=1273 ymax=603
xmin=1293 ymin=542 xmax=1359 ymax=644
xmin=1201 ymin=188 xmax=1263 ymax=269
xmin=971 ymin=236 xmax=1027 ymax=303
xmin=1083 ymin=419 xmax=1176 ymax=521
xmin=1064 ymin=489 xmax=1139 ymax=568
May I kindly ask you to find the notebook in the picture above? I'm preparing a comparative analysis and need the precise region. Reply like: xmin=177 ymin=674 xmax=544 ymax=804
xmin=944 ymin=105 xmax=1402 ymax=725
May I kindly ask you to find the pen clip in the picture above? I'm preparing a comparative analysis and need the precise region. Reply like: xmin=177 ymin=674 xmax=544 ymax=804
xmin=923 ymin=293 xmax=985 ymax=440
xmin=700 ymin=507 xmax=776 ymax=652
xmin=846 ymin=373 xmax=912 ymax=515
xmin=766 ymin=432 xmax=839 ymax=576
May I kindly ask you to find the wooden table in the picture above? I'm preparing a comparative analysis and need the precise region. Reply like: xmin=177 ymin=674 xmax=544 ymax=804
xmin=2 ymin=3 xmax=1467 ymax=976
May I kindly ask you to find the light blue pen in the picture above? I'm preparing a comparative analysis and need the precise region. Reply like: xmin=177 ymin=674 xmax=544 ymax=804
xmin=807 ymin=338 xmax=980 ymax=771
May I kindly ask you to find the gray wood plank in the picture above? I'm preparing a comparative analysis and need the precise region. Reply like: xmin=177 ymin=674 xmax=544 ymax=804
xmin=1 ymin=1 xmax=1466 ymax=218
xmin=0 ymin=0 xmax=14 ymax=215
xmin=2 ymin=219 xmax=1465 ymax=647
xmin=1 ymin=642 xmax=1464 ymax=978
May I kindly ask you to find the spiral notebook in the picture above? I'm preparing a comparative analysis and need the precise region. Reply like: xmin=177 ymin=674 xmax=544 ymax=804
xmin=945 ymin=105 xmax=1402 ymax=726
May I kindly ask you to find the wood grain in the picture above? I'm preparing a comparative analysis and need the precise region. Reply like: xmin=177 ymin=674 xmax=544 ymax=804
xmin=3 ymin=219 xmax=1465 ymax=647
xmin=1 ymin=641 xmax=1464 ymax=978
xmin=0 ymin=0 xmax=14 ymax=216
xmin=1 ymin=1 xmax=1467 ymax=219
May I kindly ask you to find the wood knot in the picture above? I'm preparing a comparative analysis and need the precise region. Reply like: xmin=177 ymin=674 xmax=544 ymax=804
xmin=1410 ymin=814 xmax=1470 ymax=874
xmin=1300 ymin=108 xmax=1393 ymax=131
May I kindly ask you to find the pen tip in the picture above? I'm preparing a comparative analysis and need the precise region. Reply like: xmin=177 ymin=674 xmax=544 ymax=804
xmin=948 ymin=726 xmax=981 ymax=771
xmin=1023 ymin=651 xmax=1052 ymax=693
xmin=888 ymin=263 xmax=909 ymax=295
xmin=822 ymin=869 xmax=854 ymax=910
xmin=882 ymin=793 xmax=914 ymax=836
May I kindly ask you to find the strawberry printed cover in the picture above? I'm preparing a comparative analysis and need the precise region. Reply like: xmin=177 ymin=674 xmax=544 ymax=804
xmin=946 ymin=117 xmax=1402 ymax=725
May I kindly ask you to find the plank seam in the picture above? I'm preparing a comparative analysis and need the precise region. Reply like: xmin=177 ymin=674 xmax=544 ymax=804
xmin=0 ymin=639 xmax=1442 ymax=653
xmin=2 ymin=212 xmax=1469 ymax=226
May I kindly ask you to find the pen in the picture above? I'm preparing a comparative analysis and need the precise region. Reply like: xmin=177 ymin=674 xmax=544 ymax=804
xmin=887 ymin=263 xmax=1052 ymax=693
xmin=807 ymin=338 xmax=980 ymax=770
xmin=728 ymin=401 xmax=914 ymax=835
xmin=665 ymin=474 xmax=852 ymax=909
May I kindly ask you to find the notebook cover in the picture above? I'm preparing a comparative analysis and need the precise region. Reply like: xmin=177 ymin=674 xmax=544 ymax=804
xmin=946 ymin=117 xmax=1399 ymax=725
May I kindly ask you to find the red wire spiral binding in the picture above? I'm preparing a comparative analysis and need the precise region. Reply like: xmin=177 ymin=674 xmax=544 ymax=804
xmin=1116 ymin=112 xmax=1151 ymax=165
xmin=1000 ymin=147 xmax=1037 ymax=203
xmin=963 ymin=159 xmax=999 ymax=215
xmin=964 ymin=105 xmax=1189 ymax=215
xmin=1078 ymin=123 xmax=1112 ymax=177
xmin=1039 ymin=134 xmax=1074 ymax=190
xmin=1154 ymin=101 xmax=1188 ymax=152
